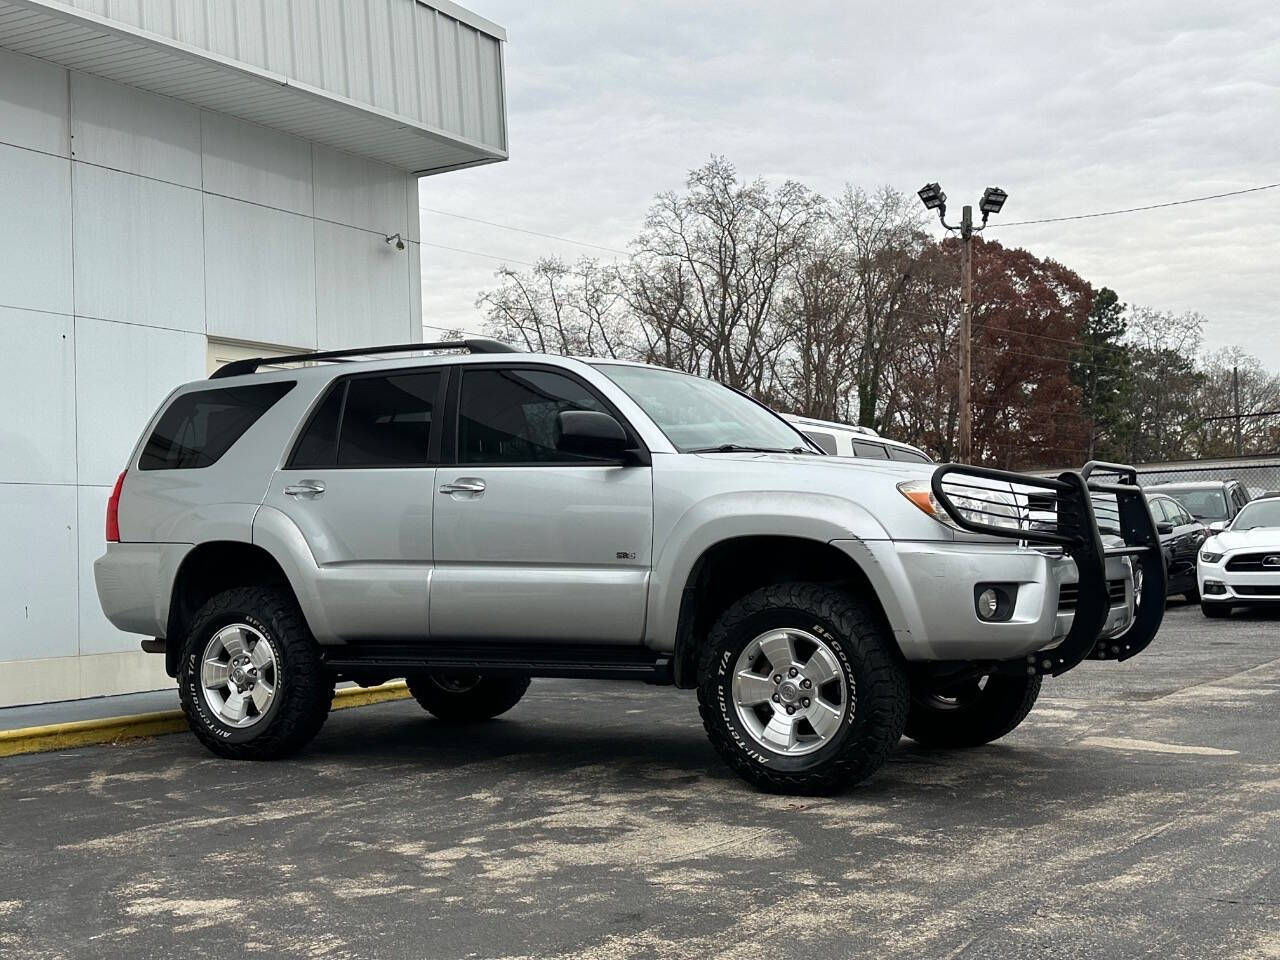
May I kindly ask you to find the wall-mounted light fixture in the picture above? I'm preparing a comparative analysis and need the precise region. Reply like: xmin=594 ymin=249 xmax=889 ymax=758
xmin=384 ymin=233 xmax=405 ymax=250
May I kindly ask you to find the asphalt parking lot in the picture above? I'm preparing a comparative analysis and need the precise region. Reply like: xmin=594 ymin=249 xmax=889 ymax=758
xmin=1 ymin=602 xmax=1276 ymax=960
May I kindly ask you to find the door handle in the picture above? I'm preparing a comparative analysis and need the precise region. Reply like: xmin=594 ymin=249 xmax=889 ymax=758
xmin=283 ymin=480 xmax=326 ymax=499
xmin=439 ymin=477 xmax=486 ymax=496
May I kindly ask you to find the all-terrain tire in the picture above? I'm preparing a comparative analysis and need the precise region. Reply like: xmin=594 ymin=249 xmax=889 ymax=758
xmin=697 ymin=582 xmax=909 ymax=795
xmin=904 ymin=673 xmax=1041 ymax=748
xmin=178 ymin=586 xmax=333 ymax=760
xmin=406 ymin=674 xmax=531 ymax=722
xmin=1201 ymin=602 xmax=1232 ymax=619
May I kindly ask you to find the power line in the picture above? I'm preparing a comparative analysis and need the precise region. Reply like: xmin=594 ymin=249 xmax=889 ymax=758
xmin=418 ymin=241 xmax=536 ymax=267
xmin=421 ymin=207 xmax=630 ymax=256
xmin=992 ymin=182 xmax=1280 ymax=227
xmin=973 ymin=320 xmax=1129 ymax=355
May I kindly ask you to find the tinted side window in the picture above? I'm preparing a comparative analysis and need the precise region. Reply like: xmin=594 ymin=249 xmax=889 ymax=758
xmin=337 ymin=372 xmax=441 ymax=467
xmin=458 ymin=368 xmax=610 ymax=464
xmin=851 ymin=440 xmax=889 ymax=459
xmin=140 ymin=381 xmax=294 ymax=470
xmin=888 ymin=446 xmax=931 ymax=463
xmin=289 ymin=384 xmax=344 ymax=468
xmin=803 ymin=431 xmax=838 ymax=455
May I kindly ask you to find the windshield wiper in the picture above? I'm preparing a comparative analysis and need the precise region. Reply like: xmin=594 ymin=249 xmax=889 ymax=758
xmin=688 ymin=443 xmax=816 ymax=455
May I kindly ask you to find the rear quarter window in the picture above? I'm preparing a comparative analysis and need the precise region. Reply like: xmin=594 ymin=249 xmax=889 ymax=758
xmin=851 ymin=440 xmax=889 ymax=459
xmin=139 ymin=381 xmax=294 ymax=470
xmin=802 ymin=431 xmax=838 ymax=456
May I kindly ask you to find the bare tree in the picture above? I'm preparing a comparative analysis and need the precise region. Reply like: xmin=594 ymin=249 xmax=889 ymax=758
xmin=829 ymin=186 xmax=929 ymax=430
xmin=626 ymin=156 xmax=826 ymax=395
xmin=1124 ymin=308 xmax=1205 ymax=462
xmin=477 ymin=257 xmax=637 ymax=359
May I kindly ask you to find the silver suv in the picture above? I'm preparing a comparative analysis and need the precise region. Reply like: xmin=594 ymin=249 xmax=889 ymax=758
xmin=95 ymin=340 xmax=1166 ymax=794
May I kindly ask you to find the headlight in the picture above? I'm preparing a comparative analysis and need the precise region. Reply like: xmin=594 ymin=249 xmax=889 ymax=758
xmin=897 ymin=479 xmax=1020 ymax=532
xmin=1200 ymin=551 xmax=1223 ymax=564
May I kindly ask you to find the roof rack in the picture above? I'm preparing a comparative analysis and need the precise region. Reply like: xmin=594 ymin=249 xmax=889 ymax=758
xmin=209 ymin=338 xmax=519 ymax=379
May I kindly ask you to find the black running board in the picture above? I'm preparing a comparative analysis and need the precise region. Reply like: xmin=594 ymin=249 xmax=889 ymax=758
xmin=322 ymin=642 xmax=673 ymax=684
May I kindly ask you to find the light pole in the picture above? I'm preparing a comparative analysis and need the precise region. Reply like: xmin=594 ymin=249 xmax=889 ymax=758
xmin=917 ymin=183 xmax=1008 ymax=463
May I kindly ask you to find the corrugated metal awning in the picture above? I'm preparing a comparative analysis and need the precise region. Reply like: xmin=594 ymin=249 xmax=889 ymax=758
xmin=0 ymin=0 xmax=507 ymax=175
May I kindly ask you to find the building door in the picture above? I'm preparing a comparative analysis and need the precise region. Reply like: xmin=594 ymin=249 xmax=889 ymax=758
xmin=430 ymin=365 xmax=653 ymax=644
xmin=262 ymin=368 xmax=444 ymax=640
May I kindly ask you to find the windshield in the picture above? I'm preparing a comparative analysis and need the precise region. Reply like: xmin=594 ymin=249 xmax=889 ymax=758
xmin=595 ymin=364 xmax=817 ymax=454
xmin=1231 ymin=500 xmax=1280 ymax=530
xmin=1159 ymin=487 xmax=1229 ymax=520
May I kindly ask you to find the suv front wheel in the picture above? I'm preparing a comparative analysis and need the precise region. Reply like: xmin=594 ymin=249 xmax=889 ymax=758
xmin=697 ymin=582 xmax=909 ymax=795
xmin=178 ymin=586 xmax=334 ymax=760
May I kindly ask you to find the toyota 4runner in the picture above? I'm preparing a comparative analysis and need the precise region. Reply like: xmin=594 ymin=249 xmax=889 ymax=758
xmin=95 ymin=340 xmax=1166 ymax=794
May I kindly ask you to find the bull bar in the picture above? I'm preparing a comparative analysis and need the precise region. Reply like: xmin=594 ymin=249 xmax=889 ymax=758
xmin=930 ymin=460 xmax=1167 ymax=677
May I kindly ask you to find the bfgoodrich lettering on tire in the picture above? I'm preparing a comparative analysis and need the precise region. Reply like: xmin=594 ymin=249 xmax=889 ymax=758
xmin=697 ymin=582 xmax=909 ymax=795
xmin=178 ymin=586 xmax=333 ymax=760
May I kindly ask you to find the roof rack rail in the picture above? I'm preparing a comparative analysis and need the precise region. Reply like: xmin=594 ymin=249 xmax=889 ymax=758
xmin=209 ymin=338 xmax=519 ymax=379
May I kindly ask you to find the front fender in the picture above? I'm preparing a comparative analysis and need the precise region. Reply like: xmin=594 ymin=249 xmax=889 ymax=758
xmin=645 ymin=491 xmax=892 ymax=650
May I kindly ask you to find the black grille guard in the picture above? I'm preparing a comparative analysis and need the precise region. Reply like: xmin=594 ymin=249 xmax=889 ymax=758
xmin=930 ymin=460 xmax=1166 ymax=677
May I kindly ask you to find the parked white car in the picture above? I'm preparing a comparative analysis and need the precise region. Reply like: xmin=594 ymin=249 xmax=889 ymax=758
xmin=783 ymin=415 xmax=932 ymax=463
xmin=1197 ymin=494 xmax=1280 ymax=618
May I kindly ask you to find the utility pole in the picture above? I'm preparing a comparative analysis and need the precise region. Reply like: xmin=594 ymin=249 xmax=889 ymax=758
xmin=958 ymin=206 xmax=974 ymax=462
xmin=917 ymin=183 xmax=1007 ymax=463
xmin=1233 ymin=365 xmax=1243 ymax=456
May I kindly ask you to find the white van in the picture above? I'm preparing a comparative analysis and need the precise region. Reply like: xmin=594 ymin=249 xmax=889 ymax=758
xmin=783 ymin=415 xmax=933 ymax=464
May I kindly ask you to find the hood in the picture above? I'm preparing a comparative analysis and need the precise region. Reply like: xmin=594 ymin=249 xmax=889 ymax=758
xmin=1206 ymin=527 xmax=1280 ymax=552
xmin=693 ymin=450 xmax=934 ymax=479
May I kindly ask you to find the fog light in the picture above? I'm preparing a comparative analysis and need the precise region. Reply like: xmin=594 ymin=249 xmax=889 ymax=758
xmin=1204 ymin=581 xmax=1227 ymax=596
xmin=974 ymin=583 xmax=1016 ymax=622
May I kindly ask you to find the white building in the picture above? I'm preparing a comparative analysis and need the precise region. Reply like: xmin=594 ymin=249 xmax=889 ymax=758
xmin=0 ymin=0 xmax=508 ymax=707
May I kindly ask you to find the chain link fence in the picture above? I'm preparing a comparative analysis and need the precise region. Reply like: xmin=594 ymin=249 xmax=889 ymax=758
xmin=1038 ymin=455 xmax=1280 ymax=498
xmin=1126 ymin=456 xmax=1280 ymax=498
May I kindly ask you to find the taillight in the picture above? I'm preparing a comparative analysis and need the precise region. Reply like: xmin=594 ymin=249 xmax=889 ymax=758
xmin=106 ymin=470 xmax=126 ymax=542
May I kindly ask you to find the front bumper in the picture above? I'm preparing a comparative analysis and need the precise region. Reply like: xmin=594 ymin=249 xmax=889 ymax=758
xmin=879 ymin=461 xmax=1166 ymax=677
xmin=1198 ymin=556 xmax=1280 ymax=603
xmin=858 ymin=540 xmax=1135 ymax=661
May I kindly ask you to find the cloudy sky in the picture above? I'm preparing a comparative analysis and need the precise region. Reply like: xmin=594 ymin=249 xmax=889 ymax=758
xmin=420 ymin=0 xmax=1280 ymax=366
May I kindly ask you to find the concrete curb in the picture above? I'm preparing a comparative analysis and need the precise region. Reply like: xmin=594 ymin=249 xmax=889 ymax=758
xmin=0 ymin=681 xmax=411 ymax=758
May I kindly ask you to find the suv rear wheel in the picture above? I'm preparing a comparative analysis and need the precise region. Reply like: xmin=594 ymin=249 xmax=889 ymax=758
xmin=178 ymin=586 xmax=333 ymax=760
xmin=697 ymin=582 xmax=909 ymax=795
xmin=904 ymin=673 xmax=1040 ymax=748
xmin=406 ymin=673 xmax=531 ymax=722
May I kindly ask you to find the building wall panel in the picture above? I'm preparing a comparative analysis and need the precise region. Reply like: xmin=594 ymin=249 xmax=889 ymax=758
xmin=200 ymin=110 xmax=313 ymax=216
xmin=0 ymin=142 xmax=73 ymax=315
xmin=204 ymin=194 xmax=317 ymax=350
xmin=0 ymin=46 xmax=69 ymax=156
xmin=312 ymin=143 xmax=408 ymax=236
xmin=0 ymin=483 xmax=79 ymax=664
xmin=0 ymin=307 xmax=76 ymax=486
xmin=72 ymin=162 xmax=205 ymax=332
xmin=73 ymin=316 xmax=206 ymax=486
xmin=69 ymin=72 xmax=201 ymax=187
xmin=407 ymin=239 xmax=422 ymax=338
xmin=315 ymin=220 xmax=410 ymax=349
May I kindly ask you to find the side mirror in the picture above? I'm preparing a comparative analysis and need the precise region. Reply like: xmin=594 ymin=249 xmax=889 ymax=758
xmin=1156 ymin=521 xmax=1174 ymax=535
xmin=1209 ymin=520 xmax=1229 ymax=533
xmin=556 ymin=410 xmax=630 ymax=459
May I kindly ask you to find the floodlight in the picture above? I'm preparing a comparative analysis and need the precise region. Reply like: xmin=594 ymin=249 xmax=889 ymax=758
xmin=917 ymin=182 xmax=946 ymax=211
xmin=979 ymin=187 xmax=1007 ymax=216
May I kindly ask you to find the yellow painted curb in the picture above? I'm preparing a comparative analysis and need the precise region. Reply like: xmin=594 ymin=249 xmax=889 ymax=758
xmin=0 ymin=681 xmax=410 ymax=759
